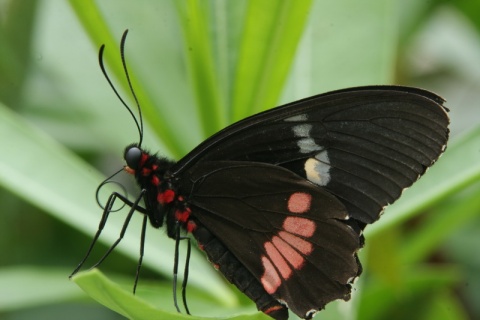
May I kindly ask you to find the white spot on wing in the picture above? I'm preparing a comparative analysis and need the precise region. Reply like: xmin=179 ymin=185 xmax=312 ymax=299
xmin=290 ymin=123 xmax=324 ymax=154
xmin=306 ymin=309 xmax=318 ymax=319
xmin=315 ymin=149 xmax=330 ymax=164
xmin=292 ymin=124 xmax=312 ymax=137
xmin=285 ymin=114 xmax=307 ymax=122
xmin=297 ymin=138 xmax=323 ymax=153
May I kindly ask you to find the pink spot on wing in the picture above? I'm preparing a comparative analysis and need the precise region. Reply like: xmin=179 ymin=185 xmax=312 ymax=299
xmin=283 ymin=217 xmax=316 ymax=237
xmin=279 ymin=231 xmax=313 ymax=255
xmin=260 ymin=256 xmax=281 ymax=294
xmin=287 ymin=192 xmax=312 ymax=214
xmin=259 ymin=194 xmax=318 ymax=293
xmin=272 ymin=236 xmax=304 ymax=269
xmin=264 ymin=242 xmax=291 ymax=279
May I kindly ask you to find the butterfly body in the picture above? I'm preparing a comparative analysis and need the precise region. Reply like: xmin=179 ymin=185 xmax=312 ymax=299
xmin=119 ymin=86 xmax=449 ymax=319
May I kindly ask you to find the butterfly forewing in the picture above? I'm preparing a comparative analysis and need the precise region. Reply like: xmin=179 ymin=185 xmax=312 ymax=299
xmin=172 ymin=87 xmax=449 ymax=224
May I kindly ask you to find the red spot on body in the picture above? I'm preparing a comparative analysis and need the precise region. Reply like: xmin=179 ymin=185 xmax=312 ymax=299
xmin=140 ymin=153 xmax=148 ymax=166
xmin=287 ymin=192 xmax=312 ymax=214
xmin=141 ymin=168 xmax=151 ymax=176
xmin=279 ymin=231 xmax=313 ymax=255
xmin=264 ymin=242 xmax=291 ymax=279
xmin=198 ymin=243 xmax=204 ymax=251
xmin=260 ymin=256 xmax=281 ymax=294
xmin=157 ymin=189 xmax=175 ymax=204
xmin=283 ymin=217 xmax=316 ymax=237
xmin=175 ymin=208 xmax=191 ymax=223
xmin=187 ymin=220 xmax=197 ymax=232
xmin=177 ymin=195 xmax=185 ymax=202
xmin=151 ymin=164 xmax=158 ymax=171
xmin=152 ymin=175 xmax=160 ymax=186
xmin=213 ymin=263 xmax=220 ymax=270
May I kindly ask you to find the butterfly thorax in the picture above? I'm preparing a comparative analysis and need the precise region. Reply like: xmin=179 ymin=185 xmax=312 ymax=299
xmin=123 ymin=144 xmax=195 ymax=236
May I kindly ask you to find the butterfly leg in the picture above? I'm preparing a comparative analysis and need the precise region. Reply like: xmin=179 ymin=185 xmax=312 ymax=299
xmin=69 ymin=190 xmax=147 ymax=278
xmin=182 ymin=234 xmax=191 ymax=314
xmin=173 ymin=222 xmax=191 ymax=315
xmin=133 ymin=213 xmax=148 ymax=294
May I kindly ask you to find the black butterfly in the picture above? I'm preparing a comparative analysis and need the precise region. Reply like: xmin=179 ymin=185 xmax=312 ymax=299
xmin=71 ymin=31 xmax=449 ymax=320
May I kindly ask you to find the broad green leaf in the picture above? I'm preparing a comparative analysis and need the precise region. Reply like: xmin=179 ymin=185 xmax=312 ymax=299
xmin=399 ymin=182 xmax=480 ymax=264
xmin=175 ymin=0 xmax=227 ymax=136
xmin=0 ymin=267 xmax=81 ymax=311
xmin=421 ymin=290 xmax=470 ymax=320
xmin=357 ymin=265 xmax=462 ymax=320
xmin=231 ymin=0 xmax=313 ymax=121
xmin=73 ymin=269 xmax=269 ymax=320
xmin=282 ymin=0 xmax=397 ymax=103
xmin=0 ymin=0 xmax=38 ymax=106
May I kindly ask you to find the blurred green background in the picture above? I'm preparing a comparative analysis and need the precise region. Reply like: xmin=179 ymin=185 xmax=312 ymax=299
xmin=1 ymin=0 xmax=479 ymax=319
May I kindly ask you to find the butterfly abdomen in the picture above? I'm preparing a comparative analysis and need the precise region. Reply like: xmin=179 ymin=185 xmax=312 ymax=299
xmin=192 ymin=220 xmax=289 ymax=320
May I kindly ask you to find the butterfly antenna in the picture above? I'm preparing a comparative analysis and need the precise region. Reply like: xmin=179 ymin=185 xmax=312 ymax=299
xmin=120 ymin=29 xmax=144 ymax=147
xmin=98 ymin=29 xmax=144 ymax=147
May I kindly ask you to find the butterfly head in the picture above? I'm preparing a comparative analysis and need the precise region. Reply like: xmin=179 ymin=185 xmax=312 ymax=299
xmin=124 ymin=144 xmax=144 ymax=175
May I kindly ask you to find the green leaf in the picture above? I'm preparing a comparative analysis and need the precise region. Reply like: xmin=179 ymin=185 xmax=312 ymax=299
xmin=231 ymin=0 xmax=313 ymax=121
xmin=0 ymin=0 xmax=38 ymax=106
xmin=73 ymin=269 xmax=270 ymax=320
xmin=357 ymin=265 xmax=462 ymax=320
xmin=175 ymin=0 xmax=227 ymax=136
xmin=282 ymin=0 xmax=397 ymax=100
xmin=421 ymin=290 xmax=470 ymax=320
xmin=0 ymin=267 xmax=81 ymax=311
xmin=399 ymin=182 xmax=480 ymax=264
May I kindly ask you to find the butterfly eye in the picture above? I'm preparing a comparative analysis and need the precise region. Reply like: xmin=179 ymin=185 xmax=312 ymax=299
xmin=125 ymin=146 xmax=142 ymax=169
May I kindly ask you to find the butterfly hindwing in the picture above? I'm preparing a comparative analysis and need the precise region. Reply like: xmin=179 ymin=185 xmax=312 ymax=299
xmin=180 ymin=161 xmax=362 ymax=318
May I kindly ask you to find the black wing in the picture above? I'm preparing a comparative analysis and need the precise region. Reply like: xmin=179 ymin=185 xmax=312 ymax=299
xmin=172 ymin=86 xmax=449 ymax=224
xmin=180 ymin=161 xmax=362 ymax=318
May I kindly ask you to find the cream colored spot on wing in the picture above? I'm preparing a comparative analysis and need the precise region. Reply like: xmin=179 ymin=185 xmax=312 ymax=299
xmin=305 ymin=150 xmax=331 ymax=186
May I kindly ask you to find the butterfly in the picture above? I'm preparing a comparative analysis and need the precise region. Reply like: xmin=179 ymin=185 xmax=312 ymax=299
xmin=71 ymin=31 xmax=450 ymax=320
